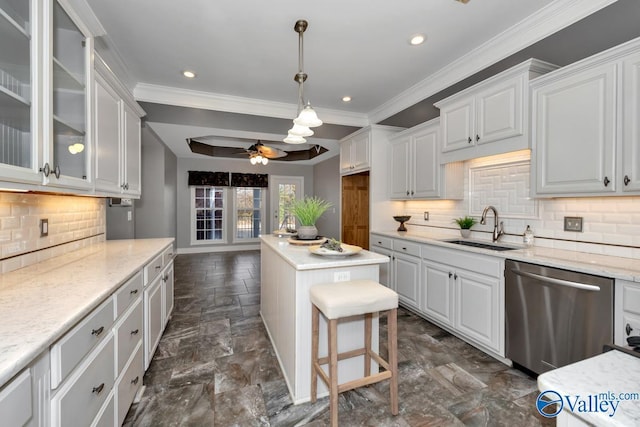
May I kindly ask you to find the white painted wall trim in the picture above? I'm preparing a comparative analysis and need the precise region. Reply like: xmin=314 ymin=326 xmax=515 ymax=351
xmin=134 ymin=83 xmax=370 ymax=127
xmin=367 ymin=0 xmax=619 ymax=124
xmin=177 ymin=244 xmax=260 ymax=254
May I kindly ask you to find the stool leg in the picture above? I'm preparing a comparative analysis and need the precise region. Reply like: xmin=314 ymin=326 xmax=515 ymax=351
xmin=329 ymin=318 xmax=339 ymax=427
xmin=311 ymin=304 xmax=319 ymax=402
xmin=388 ymin=308 xmax=399 ymax=415
xmin=364 ymin=313 xmax=372 ymax=377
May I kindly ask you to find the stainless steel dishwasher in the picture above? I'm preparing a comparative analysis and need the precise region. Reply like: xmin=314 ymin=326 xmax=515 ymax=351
xmin=505 ymin=259 xmax=613 ymax=375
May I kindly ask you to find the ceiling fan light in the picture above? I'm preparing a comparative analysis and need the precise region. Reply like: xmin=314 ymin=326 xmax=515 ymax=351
xmin=262 ymin=157 xmax=269 ymax=165
xmin=288 ymin=123 xmax=314 ymax=137
xmin=283 ymin=133 xmax=307 ymax=144
xmin=250 ymin=156 xmax=258 ymax=165
xmin=293 ymin=103 xmax=323 ymax=128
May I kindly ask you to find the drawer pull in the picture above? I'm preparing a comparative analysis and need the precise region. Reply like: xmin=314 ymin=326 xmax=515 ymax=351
xmin=131 ymin=328 xmax=139 ymax=335
xmin=624 ymin=175 xmax=631 ymax=186
xmin=131 ymin=376 xmax=139 ymax=385
xmin=626 ymin=323 xmax=633 ymax=335
xmin=92 ymin=383 xmax=105 ymax=394
xmin=130 ymin=289 xmax=138 ymax=295
xmin=91 ymin=326 xmax=104 ymax=337
xmin=378 ymin=241 xmax=382 ymax=244
xmin=155 ymin=265 xmax=162 ymax=270
xmin=402 ymin=247 xmax=407 ymax=250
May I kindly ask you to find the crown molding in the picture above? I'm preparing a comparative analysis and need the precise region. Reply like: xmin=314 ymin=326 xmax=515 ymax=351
xmin=134 ymin=83 xmax=370 ymax=128
xmin=367 ymin=0 xmax=618 ymax=123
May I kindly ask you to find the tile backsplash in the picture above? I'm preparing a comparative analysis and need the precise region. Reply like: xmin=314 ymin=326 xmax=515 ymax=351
xmin=400 ymin=151 xmax=640 ymax=259
xmin=0 ymin=192 xmax=106 ymax=273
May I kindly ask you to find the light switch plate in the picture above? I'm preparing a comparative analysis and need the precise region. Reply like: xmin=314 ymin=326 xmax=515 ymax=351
xmin=40 ymin=218 xmax=48 ymax=237
xmin=424 ymin=212 xmax=429 ymax=221
xmin=564 ymin=216 xmax=583 ymax=232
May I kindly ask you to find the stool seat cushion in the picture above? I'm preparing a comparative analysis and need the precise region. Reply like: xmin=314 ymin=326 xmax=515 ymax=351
xmin=310 ymin=280 xmax=398 ymax=319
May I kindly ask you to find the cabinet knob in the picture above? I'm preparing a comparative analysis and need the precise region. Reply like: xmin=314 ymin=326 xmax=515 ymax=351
xmin=92 ymin=383 xmax=105 ymax=394
xmin=626 ymin=323 xmax=633 ymax=335
xmin=624 ymin=175 xmax=631 ymax=186
xmin=411 ymin=190 xmax=414 ymax=196
xmin=603 ymin=176 xmax=610 ymax=187
xmin=454 ymin=273 xmax=458 ymax=280
xmin=53 ymin=165 xmax=61 ymax=179
xmin=467 ymin=137 xmax=472 ymax=144
xmin=39 ymin=163 xmax=50 ymax=177
xmin=448 ymin=272 xmax=452 ymax=278
xmin=476 ymin=134 xmax=480 ymax=142
xmin=91 ymin=326 xmax=104 ymax=337
xmin=406 ymin=190 xmax=410 ymax=196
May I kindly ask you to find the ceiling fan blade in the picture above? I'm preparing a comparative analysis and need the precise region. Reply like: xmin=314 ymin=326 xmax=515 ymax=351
xmin=257 ymin=145 xmax=288 ymax=158
xmin=187 ymin=139 xmax=247 ymax=157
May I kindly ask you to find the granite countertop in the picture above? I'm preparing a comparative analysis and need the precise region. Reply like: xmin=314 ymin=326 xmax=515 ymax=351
xmin=260 ymin=234 xmax=389 ymax=271
xmin=0 ymin=238 xmax=174 ymax=387
xmin=372 ymin=230 xmax=640 ymax=283
xmin=537 ymin=349 xmax=640 ymax=426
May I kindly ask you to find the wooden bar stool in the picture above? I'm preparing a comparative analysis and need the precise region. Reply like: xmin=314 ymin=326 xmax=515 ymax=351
xmin=310 ymin=279 xmax=399 ymax=426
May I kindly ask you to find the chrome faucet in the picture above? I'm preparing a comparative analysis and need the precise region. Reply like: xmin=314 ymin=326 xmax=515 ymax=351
xmin=480 ymin=205 xmax=504 ymax=242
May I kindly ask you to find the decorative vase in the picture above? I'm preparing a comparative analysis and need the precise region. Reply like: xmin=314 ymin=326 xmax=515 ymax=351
xmin=460 ymin=229 xmax=471 ymax=238
xmin=297 ymin=225 xmax=318 ymax=240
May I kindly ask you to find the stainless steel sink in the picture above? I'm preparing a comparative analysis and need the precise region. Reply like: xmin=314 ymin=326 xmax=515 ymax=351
xmin=443 ymin=239 xmax=519 ymax=251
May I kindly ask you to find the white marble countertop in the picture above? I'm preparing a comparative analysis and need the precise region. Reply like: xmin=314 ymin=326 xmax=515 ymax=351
xmin=537 ymin=349 xmax=640 ymax=426
xmin=372 ymin=230 xmax=640 ymax=282
xmin=260 ymin=235 xmax=389 ymax=271
xmin=0 ymin=238 xmax=174 ymax=387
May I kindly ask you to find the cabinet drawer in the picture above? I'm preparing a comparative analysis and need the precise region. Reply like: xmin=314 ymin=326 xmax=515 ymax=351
xmin=51 ymin=297 xmax=115 ymax=388
xmin=116 ymin=299 xmax=143 ymax=374
xmin=0 ymin=369 xmax=32 ymax=427
xmin=117 ymin=343 xmax=143 ymax=426
xmin=144 ymin=253 xmax=164 ymax=286
xmin=115 ymin=270 xmax=143 ymax=318
xmin=371 ymin=235 xmax=393 ymax=250
xmin=163 ymin=244 xmax=175 ymax=265
xmin=393 ymin=239 xmax=421 ymax=257
xmin=423 ymin=244 xmax=502 ymax=278
xmin=92 ymin=392 xmax=114 ymax=427
xmin=52 ymin=334 xmax=115 ymax=427
xmin=623 ymin=283 xmax=640 ymax=315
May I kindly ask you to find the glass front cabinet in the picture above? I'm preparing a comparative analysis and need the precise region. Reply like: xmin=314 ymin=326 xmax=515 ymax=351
xmin=0 ymin=0 xmax=139 ymax=195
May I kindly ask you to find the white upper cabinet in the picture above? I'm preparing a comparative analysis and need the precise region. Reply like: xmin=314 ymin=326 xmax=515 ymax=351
xmin=531 ymin=37 xmax=640 ymax=197
xmin=340 ymin=130 xmax=370 ymax=175
xmin=94 ymin=55 xmax=144 ymax=197
xmin=436 ymin=59 xmax=557 ymax=163
xmin=44 ymin=0 xmax=92 ymax=190
xmin=389 ymin=118 xmax=463 ymax=200
xmin=622 ymin=51 xmax=640 ymax=192
xmin=0 ymin=0 xmax=42 ymax=185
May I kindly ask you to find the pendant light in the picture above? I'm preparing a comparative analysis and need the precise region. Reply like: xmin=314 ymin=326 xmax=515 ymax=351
xmin=284 ymin=19 xmax=322 ymax=144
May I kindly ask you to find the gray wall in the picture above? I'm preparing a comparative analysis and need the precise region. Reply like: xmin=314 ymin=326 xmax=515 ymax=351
xmin=135 ymin=125 xmax=178 ymax=240
xmin=106 ymin=201 xmax=135 ymax=240
xmin=312 ymin=155 xmax=341 ymax=240
xmin=176 ymin=156 xmax=315 ymax=252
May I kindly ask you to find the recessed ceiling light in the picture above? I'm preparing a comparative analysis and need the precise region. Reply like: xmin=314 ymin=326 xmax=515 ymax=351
xmin=410 ymin=34 xmax=425 ymax=46
xmin=342 ymin=96 xmax=352 ymax=102
xmin=183 ymin=70 xmax=196 ymax=78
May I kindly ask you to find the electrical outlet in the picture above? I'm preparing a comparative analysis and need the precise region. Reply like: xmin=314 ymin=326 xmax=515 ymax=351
xmin=564 ymin=216 xmax=583 ymax=232
xmin=127 ymin=211 xmax=132 ymax=221
xmin=334 ymin=271 xmax=350 ymax=282
xmin=424 ymin=211 xmax=429 ymax=221
xmin=40 ymin=218 xmax=48 ymax=237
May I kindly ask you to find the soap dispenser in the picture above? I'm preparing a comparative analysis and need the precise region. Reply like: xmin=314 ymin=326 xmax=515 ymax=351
xmin=523 ymin=225 xmax=534 ymax=247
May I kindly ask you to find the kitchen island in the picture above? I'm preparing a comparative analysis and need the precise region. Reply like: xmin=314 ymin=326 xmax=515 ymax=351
xmin=260 ymin=234 xmax=389 ymax=404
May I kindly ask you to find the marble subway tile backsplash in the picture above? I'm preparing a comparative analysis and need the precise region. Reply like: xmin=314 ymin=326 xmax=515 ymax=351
xmin=399 ymin=151 xmax=640 ymax=259
xmin=0 ymin=192 xmax=106 ymax=273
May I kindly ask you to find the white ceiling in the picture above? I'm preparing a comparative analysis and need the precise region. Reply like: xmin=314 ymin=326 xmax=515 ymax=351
xmin=78 ymin=0 xmax=625 ymax=162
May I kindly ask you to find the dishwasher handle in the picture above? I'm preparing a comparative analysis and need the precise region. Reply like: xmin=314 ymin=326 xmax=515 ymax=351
xmin=509 ymin=269 xmax=601 ymax=292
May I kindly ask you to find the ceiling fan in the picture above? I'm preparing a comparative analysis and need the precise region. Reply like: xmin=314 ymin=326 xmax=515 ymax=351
xmin=186 ymin=138 xmax=328 ymax=162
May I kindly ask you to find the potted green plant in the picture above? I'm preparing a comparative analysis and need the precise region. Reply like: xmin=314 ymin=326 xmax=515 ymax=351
xmin=290 ymin=196 xmax=333 ymax=240
xmin=453 ymin=216 xmax=477 ymax=238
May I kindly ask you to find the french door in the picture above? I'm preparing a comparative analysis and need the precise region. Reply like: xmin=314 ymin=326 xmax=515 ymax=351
xmin=269 ymin=175 xmax=304 ymax=231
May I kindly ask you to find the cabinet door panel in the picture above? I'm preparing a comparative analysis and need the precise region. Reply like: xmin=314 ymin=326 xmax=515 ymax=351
xmin=441 ymin=98 xmax=474 ymax=152
xmin=534 ymin=63 xmax=616 ymax=194
xmin=455 ymin=270 xmax=499 ymax=351
xmin=123 ymin=104 xmax=141 ymax=195
xmin=94 ymin=79 xmax=121 ymax=192
xmin=163 ymin=261 xmax=174 ymax=326
xmin=412 ymin=128 xmax=439 ymax=198
xmin=339 ymin=140 xmax=352 ymax=173
xmin=393 ymin=253 xmax=419 ymax=309
xmin=351 ymin=132 xmax=370 ymax=171
xmin=372 ymin=247 xmax=393 ymax=290
xmin=144 ymin=277 xmax=163 ymax=369
xmin=622 ymin=52 xmax=640 ymax=192
xmin=476 ymin=75 xmax=523 ymax=144
xmin=390 ymin=138 xmax=410 ymax=199
xmin=422 ymin=261 xmax=453 ymax=327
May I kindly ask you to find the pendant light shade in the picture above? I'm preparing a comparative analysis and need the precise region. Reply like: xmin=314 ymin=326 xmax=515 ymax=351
xmin=294 ymin=103 xmax=323 ymax=128
xmin=288 ymin=123 xmax=314 ymax=137
xmin=283 ymin=133 xmax=307 ymax=144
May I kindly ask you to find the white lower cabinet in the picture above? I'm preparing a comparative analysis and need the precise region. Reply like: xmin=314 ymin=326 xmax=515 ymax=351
xmin=116 ymin=343 xmax=143 ymax=426
xmin=421 ymin=260 xmax=454 ymax=327
xmin=0 ymin=369 xmax=33 ymax=427
xmin=92 ymin=392 xmax=115 ymax=427
xmin=162 ymin=261 xmax=175 ymax=328
xmin=454 ymin=269 xmax=500 ymax=351
xmin=393 ymin=251 xmax=420 ymax=309
xmin=614 ymin=279 xmax=640 ymax=347
xmin=144 ymin=274 xmax=164 ymax=370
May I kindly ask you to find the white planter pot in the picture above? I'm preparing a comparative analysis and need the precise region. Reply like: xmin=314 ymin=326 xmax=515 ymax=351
xmin=297 ymin=225 xmax=318 ymax=240
xmin=460 ymin=229 xmax=471 ymax=238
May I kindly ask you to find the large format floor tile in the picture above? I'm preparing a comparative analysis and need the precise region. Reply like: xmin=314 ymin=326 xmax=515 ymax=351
xmin=124 ymin=251 xmax=552 ymax=426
